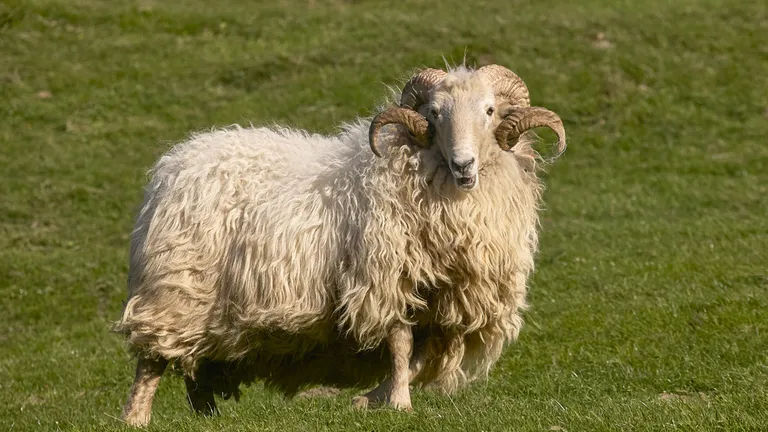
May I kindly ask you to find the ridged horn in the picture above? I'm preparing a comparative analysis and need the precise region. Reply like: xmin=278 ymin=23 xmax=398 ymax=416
xmin=495 ymin=104 xmax=567 ymax=156
xmin=477 ymin=64 xmax=530 ymax=107
xmin=400 ymin=68 xmax=447 ymax=110
xmin=368 ymin=68 xmax=446 ymax=157
xmin=479 ymin=64 xmax=566 ymax=157
xmin=369 ymin=107 xmax=430 ymax=157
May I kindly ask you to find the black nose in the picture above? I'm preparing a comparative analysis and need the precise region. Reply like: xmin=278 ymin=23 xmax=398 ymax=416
xmin=451 ymin=158 xmax=475 ymax=173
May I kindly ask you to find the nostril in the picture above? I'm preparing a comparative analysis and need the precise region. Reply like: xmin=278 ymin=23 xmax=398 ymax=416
xmin=451 ymin=158 xmax=475 ymax=172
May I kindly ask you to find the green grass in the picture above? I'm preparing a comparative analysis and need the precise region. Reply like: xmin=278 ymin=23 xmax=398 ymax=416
xmin=1 ymin=0 xmax=767 ymax=430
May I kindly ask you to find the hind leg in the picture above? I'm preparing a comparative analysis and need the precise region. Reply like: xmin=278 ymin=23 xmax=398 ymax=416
xmin=185 ymin=374 xmax=219 ymax=416
xmin=122 ymin=356 xmax=168 ymax=427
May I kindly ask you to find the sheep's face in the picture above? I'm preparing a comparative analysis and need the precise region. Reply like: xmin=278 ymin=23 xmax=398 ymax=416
xmin=368 ymin=65 xmax=567 ymax=188
xmin=425 ymin=72 xmax=497 ymax=191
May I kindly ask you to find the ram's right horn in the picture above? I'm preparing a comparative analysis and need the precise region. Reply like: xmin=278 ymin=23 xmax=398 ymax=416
xmin=368 ymin=68 xmax=446 ymax=157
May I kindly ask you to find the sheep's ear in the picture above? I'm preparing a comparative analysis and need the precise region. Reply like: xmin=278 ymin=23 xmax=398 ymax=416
xmin=511 ymin=142 xmax=537 ymax=173
xmin=391 ymin=125 xmax=431 ymax=155
xmin=516 ymin=154 xmax=536 ymax=173
xmin=403 ymin=128 xmax=423 ymax=149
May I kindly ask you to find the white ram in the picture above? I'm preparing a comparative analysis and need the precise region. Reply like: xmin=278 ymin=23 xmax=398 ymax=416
xmin=116 ymin=64 xmax=567 ymax=426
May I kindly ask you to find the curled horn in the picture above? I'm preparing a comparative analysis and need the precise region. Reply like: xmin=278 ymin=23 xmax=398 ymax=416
xmin=478 ymin=65 xmax=567 ymax=157
xmin=477 ymin=64 xmax=531 ymax=108
xmin=369 ymin=68 xmax=446 ymax=157
xmin=399 ymin=68 xmax=447 ymax=110
xmin=495 ymin=104 xmax=567 ymax=156
xmin=368 ymin=108 xmax=430 ymax=157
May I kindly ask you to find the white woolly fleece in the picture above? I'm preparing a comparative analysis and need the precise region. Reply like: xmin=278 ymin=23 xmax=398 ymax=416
xmin=117 ymin=77 xmax=543 ymax=395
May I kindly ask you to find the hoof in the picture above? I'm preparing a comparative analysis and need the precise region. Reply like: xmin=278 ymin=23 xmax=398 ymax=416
xmin=388 ymin=394 xmax=413 ymax=412
xmin=122 ymin=413 xmax=150 ymax=428
xmin=351 ymin=394 xmax=412 ymax=411
xmin=352 ymin=395 xmax=371 ymax=410
xmin=392 ymin=402 xmax=413 ymax=412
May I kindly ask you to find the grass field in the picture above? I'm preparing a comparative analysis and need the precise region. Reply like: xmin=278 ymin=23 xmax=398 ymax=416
xmin=2 ymin=0 xmax=767 ymax=430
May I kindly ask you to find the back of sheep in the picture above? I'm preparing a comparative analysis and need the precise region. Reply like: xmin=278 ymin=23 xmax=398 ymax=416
xmin=118 ymin=125 xmax=357 ymax=369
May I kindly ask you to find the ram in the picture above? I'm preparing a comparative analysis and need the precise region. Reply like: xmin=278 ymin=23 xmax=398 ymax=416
xmin=116 ymin=64 xmax=567 ymax=426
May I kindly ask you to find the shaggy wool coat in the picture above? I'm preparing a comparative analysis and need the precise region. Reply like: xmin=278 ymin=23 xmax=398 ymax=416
xmin=116 ymin=120 xmax=541 ymax=397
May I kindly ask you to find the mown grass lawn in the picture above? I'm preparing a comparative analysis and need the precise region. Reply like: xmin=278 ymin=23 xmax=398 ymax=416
xmin=1 ymin=0 xmax=767 ymax=430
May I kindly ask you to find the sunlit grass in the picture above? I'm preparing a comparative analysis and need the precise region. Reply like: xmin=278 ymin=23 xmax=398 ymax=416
xmin=1 ymin=0 xmax=767 ymax=430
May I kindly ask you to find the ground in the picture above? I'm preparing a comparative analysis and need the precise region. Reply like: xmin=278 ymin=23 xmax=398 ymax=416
xmin=1 ymin=0 xmax=767 ymax=430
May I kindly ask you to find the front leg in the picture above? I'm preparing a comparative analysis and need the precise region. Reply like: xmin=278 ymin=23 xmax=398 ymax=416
xmin=353 ymin=321 xmax=423 ymax=411
xmin=386 ymin=321 xmax=414 ymax=409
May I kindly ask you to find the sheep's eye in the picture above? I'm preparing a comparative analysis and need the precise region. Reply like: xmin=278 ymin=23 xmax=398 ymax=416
xmin=486 ymin=107 xmax=495 ymax=116
xmin=430 ymin=108 xmax=439 ymax=119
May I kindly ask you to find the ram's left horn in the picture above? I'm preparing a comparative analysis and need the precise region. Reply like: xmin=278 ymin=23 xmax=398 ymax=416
xmin=494 ymin=104 xmax=566 ymax=155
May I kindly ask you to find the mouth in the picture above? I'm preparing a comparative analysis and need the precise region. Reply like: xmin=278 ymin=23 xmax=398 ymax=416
xmin=455 ymin=175 xmax=477 ymax=190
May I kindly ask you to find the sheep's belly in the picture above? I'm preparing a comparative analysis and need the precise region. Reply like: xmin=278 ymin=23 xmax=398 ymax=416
xmin=195 ymin=331 xmax=392 ymax=396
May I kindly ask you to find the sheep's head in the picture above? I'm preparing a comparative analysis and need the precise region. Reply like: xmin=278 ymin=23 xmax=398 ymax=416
xmin=369 ymin=65 xmax=566 ymax=191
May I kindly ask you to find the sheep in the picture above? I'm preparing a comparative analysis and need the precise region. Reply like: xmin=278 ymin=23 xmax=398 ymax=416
xmin=115 ymin=64 xmax=567 ymax=426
